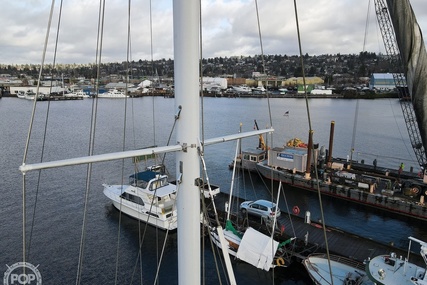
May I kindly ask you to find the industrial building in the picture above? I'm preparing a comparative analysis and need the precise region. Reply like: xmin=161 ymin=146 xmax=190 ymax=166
xmin=369 ymin=73 xmax=398 ymax=90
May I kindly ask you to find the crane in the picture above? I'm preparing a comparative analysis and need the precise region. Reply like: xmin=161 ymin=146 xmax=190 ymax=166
xmin=373 ymin=0 xmax=427 ymax=169
xmin=254 ymin=120 xmax=267 ymax=151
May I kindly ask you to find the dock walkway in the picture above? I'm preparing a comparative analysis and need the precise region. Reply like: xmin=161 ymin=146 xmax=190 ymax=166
xmin=206 ymin=192 xmax=425 ymax=266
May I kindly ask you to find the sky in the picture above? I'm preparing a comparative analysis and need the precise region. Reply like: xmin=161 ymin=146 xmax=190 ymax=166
xmin=1 ymin=0 xmax=427 ymax=65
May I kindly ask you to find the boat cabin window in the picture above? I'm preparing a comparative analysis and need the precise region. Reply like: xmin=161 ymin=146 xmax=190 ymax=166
xmin=149 ymin=177 xmax=168 ymax=191
xmin=243 ymin=154 xmax=262 ymax=162
xmin=120 ymin=192 xmax=144 ymax=206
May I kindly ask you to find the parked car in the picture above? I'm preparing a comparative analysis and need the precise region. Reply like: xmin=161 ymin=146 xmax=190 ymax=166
xmin=239 ymin=199 xmax=281 ymax=219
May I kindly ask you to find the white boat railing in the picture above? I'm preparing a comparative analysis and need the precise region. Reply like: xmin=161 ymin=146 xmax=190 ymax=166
xmin=306 ymin=253 xmax=366 ymax=271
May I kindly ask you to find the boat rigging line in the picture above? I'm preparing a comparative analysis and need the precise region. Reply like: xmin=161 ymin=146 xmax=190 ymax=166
xmin=149 ymin=0 xmax=157 ymax=147
xmin=199 ymin=139 xmax=238 ymax=285
xmin=349 ymin=0 xmax=372 ymax=169
xmin=21 ymin=0 xmax=56 ymax=276
xmin=77 ymin=0 xmax=106 ymax=283
xmin=27 ymin=0 xmax=65 ymax=260
xmin=292 ymin=0 xmax=334 ymax=284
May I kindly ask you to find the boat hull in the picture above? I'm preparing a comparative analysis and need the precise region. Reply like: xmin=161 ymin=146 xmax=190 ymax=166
xmin=110 ymin=200 xmax=177 ymax=230
xmin=303 ymin=254 xmax=372 ymax=285
xmin=97 ymin=95 xmax=128 ymax=99
xmin=103 ymin=185 xmax=177 ymax=231
xmin=209 ymin=225 xmax=286 ymax=271
xmin=365 ymin=254 xmax=426 ymax=285
xmin=256 ymin=160 xmax=427 ymax=221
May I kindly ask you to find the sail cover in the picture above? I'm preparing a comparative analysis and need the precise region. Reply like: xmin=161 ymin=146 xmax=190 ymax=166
xmin=386 ymin=0 xmax=427 ymax=154
xmin=236 ymin=227 xmax=279 ymax=271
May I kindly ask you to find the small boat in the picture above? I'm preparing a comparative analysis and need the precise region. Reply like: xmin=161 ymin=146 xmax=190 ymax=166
xmin=303 ymin=236 xmax=427 ymax=285
xmin=278 ymin=88 xmax=288 ymax=95
xmin=24 ymin=90 xmax=37 ymax=100
xmin=228 ymin=120 xmax=268 ymax=172
xmin=103 ymin=167 xmax=220 ymax=230
xmin=103 ymin=170 xmax=178 ymax=230
xmin=228 ymin=148 xmax=266 ymax=172
xmin=230 ymin=85 xmax=252 ymax=94
xmin=252 ymin=86 xmax=266 ymax=93
xmin=303 ymin=253 xmax=374 ymax=285
xmin=65 ymin=89 xmax=88 ymax=98
xmin=365 ymin=236 xmax=427 ymax=285
xmin=25 ymin=90 xmax=46 ymax=101
xmin=209 ymin=222 xmax=294 ymax=271
xmin=16 ymin=90 xmax=26 ymax=99
xmin=98 ymin=88 xmax=128 ymax=98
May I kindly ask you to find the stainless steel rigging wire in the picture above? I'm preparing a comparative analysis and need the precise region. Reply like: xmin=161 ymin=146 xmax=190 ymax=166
xmin=21 ymin=0 xmax=56 ymax=275
xmin=27 ymin=0 xmax=65 ymax=260
xmin=292 ymin=0 xmax=334 ymax=284
xmin=76 ymin=0 xmax=106 ymax=283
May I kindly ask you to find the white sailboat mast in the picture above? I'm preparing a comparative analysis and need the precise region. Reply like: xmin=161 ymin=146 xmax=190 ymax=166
xmin=173 ymin=1 xmax=201 ymax=284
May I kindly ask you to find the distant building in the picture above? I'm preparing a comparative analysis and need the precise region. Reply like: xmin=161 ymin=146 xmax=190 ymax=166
xmin=105 ymin=82 xmax=134 ymax=89
xmin=0 ymin=74 xmax=23 ymax=87
xmin=10 ymin=86 xmax=66 ymax=95
xmin=297 ymin=85 xmax=314 ymax=94
xmin=201 ymin=77 xmax=228 ymax=90
xmin=226 ymin=78 xmax=247 ymax=86
xmin=282 ymin=76 xmax=324 ymax=86
xmin=369 ymin=73 xmax=398 ymax=90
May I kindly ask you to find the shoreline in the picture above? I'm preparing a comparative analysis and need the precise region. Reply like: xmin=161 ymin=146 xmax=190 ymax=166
xmin=1 ymin=91 xmax=398 ymax=99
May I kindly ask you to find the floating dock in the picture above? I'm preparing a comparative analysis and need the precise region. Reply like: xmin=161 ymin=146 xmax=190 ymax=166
xmin=37 ymin=95 xmax=84 ymax=101
xmin=204 ymin=192 xmax=425 ymax=267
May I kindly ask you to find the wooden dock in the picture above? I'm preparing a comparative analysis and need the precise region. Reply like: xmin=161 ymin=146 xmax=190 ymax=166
xmin=205 ymin=192 xmax=425 ymax=267
xmin=38 ymin=95 xmax=84 ymax=101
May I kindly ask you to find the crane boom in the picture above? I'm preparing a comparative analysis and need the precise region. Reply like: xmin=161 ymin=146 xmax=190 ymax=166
xmin=374 ymin=0 xmax=427 ymax=168
xmin=254 ymin=120 xmax=267 ymax=151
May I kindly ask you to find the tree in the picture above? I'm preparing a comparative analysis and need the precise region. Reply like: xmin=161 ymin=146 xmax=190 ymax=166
xmin=294 ymin=65 xmax=303 ymax=77
xmin=308 ymin=66 xmax=316 ymax=76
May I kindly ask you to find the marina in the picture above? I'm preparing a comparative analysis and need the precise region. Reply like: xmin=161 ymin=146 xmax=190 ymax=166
xmin=2 ymin=96 xmax=426 ymax=284
xmin=3 ymin=1 xmax=427 ymax=284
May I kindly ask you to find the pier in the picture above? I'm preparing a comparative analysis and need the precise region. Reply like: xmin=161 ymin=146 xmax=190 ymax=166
xmin=204 ymin=192 xmax=425 ymax=267
xmin=38 ymin=95 xmax=84 ymax=101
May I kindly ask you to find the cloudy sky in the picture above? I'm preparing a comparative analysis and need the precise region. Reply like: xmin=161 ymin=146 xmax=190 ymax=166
xmin=1 ymin=0 xmax=426 ymax=65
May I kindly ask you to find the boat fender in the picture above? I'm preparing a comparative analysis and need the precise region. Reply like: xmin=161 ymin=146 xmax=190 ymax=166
xmin=292 ymin=206 xmax=300 ymax=215
xmin=276 ymin=257 xmax=285 ymax=266
xmin=280 ymin=224 xmax=285 ymax=235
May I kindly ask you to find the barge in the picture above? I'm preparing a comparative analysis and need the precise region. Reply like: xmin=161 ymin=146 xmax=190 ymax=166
xmin=255 ymin=156 xmax=427 ymax=221
xmin=233 ymin=122 xmax=427 ymax=222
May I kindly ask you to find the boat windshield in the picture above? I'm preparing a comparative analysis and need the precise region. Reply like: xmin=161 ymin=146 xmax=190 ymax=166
xmin=149 ymin=177 xmax=168 ymax=191
xmin=135 ymin=180 xmax=148 ymax=188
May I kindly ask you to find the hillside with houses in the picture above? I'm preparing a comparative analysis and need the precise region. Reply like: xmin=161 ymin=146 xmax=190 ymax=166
xmin=0 ymin=52 xmax=399 ymax=98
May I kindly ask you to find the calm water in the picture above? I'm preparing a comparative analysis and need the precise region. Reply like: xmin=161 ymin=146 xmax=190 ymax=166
xmin=0 ymin=96 xmax=424 ymax=284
